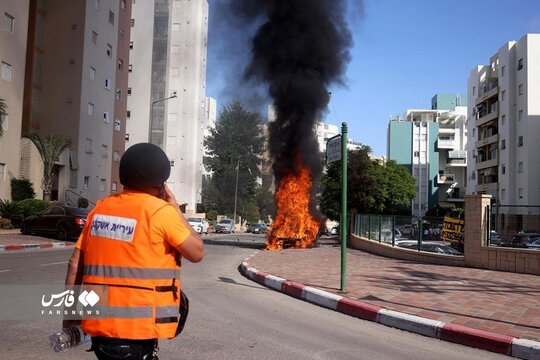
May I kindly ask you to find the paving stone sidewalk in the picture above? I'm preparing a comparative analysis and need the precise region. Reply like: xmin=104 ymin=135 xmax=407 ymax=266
xmin=247 ymin=247 xmax=540 ymax=342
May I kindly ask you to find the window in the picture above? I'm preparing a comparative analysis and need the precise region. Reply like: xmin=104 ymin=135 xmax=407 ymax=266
xmin=109 ymin=10 xmax=115 ymax=25
xmin=170 ymin=160 xmax=175 ymax=167
xmin=501 ymin=90 xmax=505 ymax=101
xmin=113 ymin=150 xmax=120 ymax=162
xmin=116 ymin=89 xmax=122 ymax=100
xmin=87 ymin=103 xmax=94 ymax=116
xmin=129 ymin=41 xmax=133 ymax=50
xmin=1 ymin=62 xmax=12 ymax=81
xmin=85 ymin=138 xmax=93 ymax=153
xmin=84 ymin=176 xmax=90 ymax=190
xmin=128 ymin=64 xmax=133 ymax=72
xmin=119 ymin=29 xmax=124 ymax=41
xmin=105 ymin=77 xmax=111 ymax=90
xmin=501 ymin=65 xmax=505 ymax=77
xmin=501 ymin=164 xmax=505 ymax=174
xmin=4 ymin=13 xmax=14 ymax=33
xmin=92 ymin=31 xmax=97 ymax=44
xmin=114 ymin=119 xmax=121 ymax=131
xmin=125 ymin=133 xmax=130 ymax=141
xmin=501 ymin=189 xmax=506 ymax=200
xmin=103 ymin=111 xmax=110 ymax=123
xmin=501 ymin=139 xmax=505 ymax=150
xmin=518 ymin=84 xmax=523 ymax=95
xmin=472 ymin=86 xmax=476 ymax=96
xmin=89 ymin=66 xmax=96 ymax=80
xmin=518 ymin=187 xmax=523 ymax=199
xmin=118 ymin=59 xmax=123 ymax=70
xmin=126 ymin=110 xmax=131 ymax=118
xmin=94 ymin=0 xmax=100 ymax=10
xmin=518 ymin=110 xmax=523 ymax=122
xmin=413 ymin=151 xmax=419 ymax=158
xmin=501 ymin=114 xmax=505 ymax=125
xmin=0 ymin=163 xmax=5 ymax=180
xmin=471 ymin=171 xmax=476 ymax=180
xmin=518 ymin=58 xmax=523 ymax=70
xmin=518 ymin=136 xmax=523 ymax=147
xmin=100 ymin=179 xmax=106 ymax=192
xmin=106 ymin=43 xmax=112 ymax=57
xmin=112 ymin=181 xmax=117 ymax=193
xmin=131 ymin=19 xmax=135 ymax=27
xmin=121 ymin=0 xmax=126 ymax=10
xmin=518 ymin=162 xmax=523 ymax=173
xmin=101 ymin=144 xmax=108 ymax=158
xmin=127 ymin=87 xmax=132 ymax=95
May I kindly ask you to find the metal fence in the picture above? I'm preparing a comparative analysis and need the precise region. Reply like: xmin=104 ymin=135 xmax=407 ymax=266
xmin=488 ymin=205 xmax=540 ymax=249
xmin=352 ymin=214 xmax=463 ymax=256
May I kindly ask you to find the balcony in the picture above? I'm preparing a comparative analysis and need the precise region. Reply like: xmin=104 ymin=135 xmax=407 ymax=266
xmin=438 ymin=174 xmax=456 ymax=184
xmin=438 ymin=138 xmax=455 ymax=149
xmin=476 ymin=157 xmax=498 ymax=170
xmin=475 ymin=85 xmax=499 ymax=105
xmin=446 ymin=188 xmax=465 ymax=202
xmin=475 ymin=133 xmax=499 ymax=148
xmin=475 ymin=182 xmax=499 ymax=193
xmin=476 ymin=107 xmax=498 ymax=127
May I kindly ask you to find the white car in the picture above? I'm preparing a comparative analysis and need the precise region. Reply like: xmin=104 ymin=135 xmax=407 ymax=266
xmin=188 ymin=217 xmax=209 ymax=234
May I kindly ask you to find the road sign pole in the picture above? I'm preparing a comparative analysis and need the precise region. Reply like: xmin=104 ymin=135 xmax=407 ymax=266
xmin=340 ymin=122 xmax=348 ymax=292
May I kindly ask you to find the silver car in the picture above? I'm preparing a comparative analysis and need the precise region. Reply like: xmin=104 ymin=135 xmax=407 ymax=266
xmin=215 ymin=219 xmax=235 ymax=233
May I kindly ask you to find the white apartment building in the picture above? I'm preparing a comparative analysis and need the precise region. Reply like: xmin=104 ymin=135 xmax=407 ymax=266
xmin=127 ymin=0 xmax=208 ymax=212
xmin=0 ymin=1 xmax=30 ymax=200
xmin=467 ymin=34 xmax=540 ymax=205
xmin=1 ymin=0 xmax=130 ymax=204
xmin=202 ymin=96 xmax=216 ymax=177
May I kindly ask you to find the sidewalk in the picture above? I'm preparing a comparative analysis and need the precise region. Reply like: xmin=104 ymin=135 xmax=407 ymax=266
xmin=241 ymin=246 xmax=540 ymax=359
xmin=0 ymin=229 xmax=75 ymax=251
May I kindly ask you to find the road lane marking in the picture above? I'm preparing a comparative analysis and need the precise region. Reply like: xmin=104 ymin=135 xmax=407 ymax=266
xmin=39 ymin=261 xmax=68 ymax=267
xmin=0 ymin=270 xmax=12 ymax=273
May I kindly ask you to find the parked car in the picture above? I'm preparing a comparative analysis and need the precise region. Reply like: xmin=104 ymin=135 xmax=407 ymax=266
xmin=381 ymin=228 xmax=402 ymax=242
xmin=188 ymin=217 xmax=209 ymax=234
xmin=501 ymin=231 xmax=540 ymax=248
xmin=489 ymin=230 xmax=502 ymax=246
xmin=396 ymin=241 xmax=463 ymax=256
xmin=400 ymin=224 xmax=413 ymax=236
xmin=246 ymin=223 xmax=268 ymax=234
xmin=20 ymin=205 xmax=89 ymax=240
xmin=215 ymin=219 xmax=235 ymax=233
xmin=330 ymin=225 xmax=339 ymax=235
xmin=525 ymin=237 xmax=540 ymax=250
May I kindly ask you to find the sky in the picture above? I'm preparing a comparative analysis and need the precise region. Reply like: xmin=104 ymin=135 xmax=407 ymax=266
xmin=206 ymin=0 xmax=540 ymax=157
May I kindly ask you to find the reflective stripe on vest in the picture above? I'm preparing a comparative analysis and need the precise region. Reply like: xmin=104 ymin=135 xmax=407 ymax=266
xmin=84 ymin=264 xmax=179 ymax=280
xmin=91 ymin=305 xmax=179 ymax=319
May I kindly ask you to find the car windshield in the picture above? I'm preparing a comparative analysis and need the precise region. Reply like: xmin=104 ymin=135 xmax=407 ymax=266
xmin=188 ymin=218 xmax=202 ymax=223
xmin=219 ymin=220 xmax=232 ymax=224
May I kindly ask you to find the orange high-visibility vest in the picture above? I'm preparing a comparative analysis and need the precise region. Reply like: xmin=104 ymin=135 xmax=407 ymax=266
xmin=80 ymin=192 xmax=181 ymax=339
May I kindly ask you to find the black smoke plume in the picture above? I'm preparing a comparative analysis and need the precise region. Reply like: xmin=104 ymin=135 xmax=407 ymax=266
xmin=211 ymin=0 xmax=357 ymax=199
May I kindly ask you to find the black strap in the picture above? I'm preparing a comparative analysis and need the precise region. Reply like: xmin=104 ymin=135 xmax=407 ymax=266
xmin=155 ymin=316 xmax=178 ymax=324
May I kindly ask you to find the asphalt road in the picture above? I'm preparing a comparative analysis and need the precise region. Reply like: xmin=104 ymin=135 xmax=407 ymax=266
xmin=0 ymin=234 xmax=510 ymax=359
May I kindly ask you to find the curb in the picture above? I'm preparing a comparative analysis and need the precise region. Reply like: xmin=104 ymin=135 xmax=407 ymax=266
xmin=240 ymin=256 xmax=540 ymax=360
xmin=0 ymin=242 xmax=75 ymax=252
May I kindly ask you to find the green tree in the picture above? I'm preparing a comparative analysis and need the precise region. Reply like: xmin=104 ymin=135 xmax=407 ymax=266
xmin=0 ymin=98 xmax=7 ymax=137
xmin=255 ymin=186 xmax=275 ymax=221
xmin=203 ymin=101 xmax=264 ymax=220
xmin=10 ymin=178 xmax=36 ymax=202
xmin=25 ymin=131 xmax=72 ymax=201
xmin=320 ymin=147 xmax=416 ymax=220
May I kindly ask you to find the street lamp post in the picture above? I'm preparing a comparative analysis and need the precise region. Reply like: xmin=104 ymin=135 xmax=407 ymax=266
xmin=233 ymin=157 xmax=240 ymax=230
xmin=149 ymin=94 xmax=177 ymax=143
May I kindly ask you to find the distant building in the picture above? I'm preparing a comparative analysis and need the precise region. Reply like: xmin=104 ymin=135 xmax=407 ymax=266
xmin=127 ymin=0 xmax=208 ymax=212
xmin=466 ymin=34 xmax=540 ymax=206
xmin=387 ymin=94 xmax=468 ymax=217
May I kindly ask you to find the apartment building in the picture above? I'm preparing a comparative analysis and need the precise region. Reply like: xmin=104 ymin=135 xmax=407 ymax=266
xmin=127 ymin=0 xmax=208 ymax=212
xmin=466 ymin=34 xmax=540 ymax=205
xmin=387 ymin=94 xmax=468 ymax=217
xmin=0 ymin=1 xmax=31 ymax=200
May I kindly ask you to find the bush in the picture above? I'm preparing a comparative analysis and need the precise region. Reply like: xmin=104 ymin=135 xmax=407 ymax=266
xmin=0 ymin=218 xmax=13 ymax=229
xmin=77 ymin=197 xmax=89 ymax=209
xmin=10 ymin=178 xmax=36 ymax=202
xmin=17 ymin=198 xmax=50 ymax=217
xmin=0 ymin=199 xmax=22 ymax=221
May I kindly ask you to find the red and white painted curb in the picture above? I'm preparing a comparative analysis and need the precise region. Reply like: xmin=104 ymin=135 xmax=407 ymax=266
xmin=0 ymin=242 xmax=75 ymax=252
xmin=241 ymin=254 xmax=540 ymax=360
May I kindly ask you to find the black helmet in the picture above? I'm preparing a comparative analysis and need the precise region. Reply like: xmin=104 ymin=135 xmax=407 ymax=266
xmin=119 ymin=143 xmax=170 ymax=188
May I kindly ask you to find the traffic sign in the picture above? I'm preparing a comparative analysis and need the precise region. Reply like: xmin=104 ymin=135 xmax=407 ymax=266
xmin=326 ymin=135 xmax=341 ymax=164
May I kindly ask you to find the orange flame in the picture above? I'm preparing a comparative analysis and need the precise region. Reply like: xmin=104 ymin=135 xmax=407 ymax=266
xmin=266 ymin=164 xmax=322 ymax=250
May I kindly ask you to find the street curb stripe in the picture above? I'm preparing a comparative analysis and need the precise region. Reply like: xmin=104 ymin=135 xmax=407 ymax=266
xmin=378 ymin=309 xmax=441 ymax=338
xmin=438 ymin=323 xmax=513 ymax=355
xmin=336 ymin=298 xmax=381 ymax=321
xmin=0 ymin=242 xmax=73 ymax=252
xmin=240 ymin=258 xmax=540 ymax=360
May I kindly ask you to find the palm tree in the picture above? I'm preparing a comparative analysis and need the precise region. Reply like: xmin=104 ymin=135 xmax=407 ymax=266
xmin=25 ymin=131 xmax=72 ymax=201
xmin=0 ymin=98 xmax=7 ymax=137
